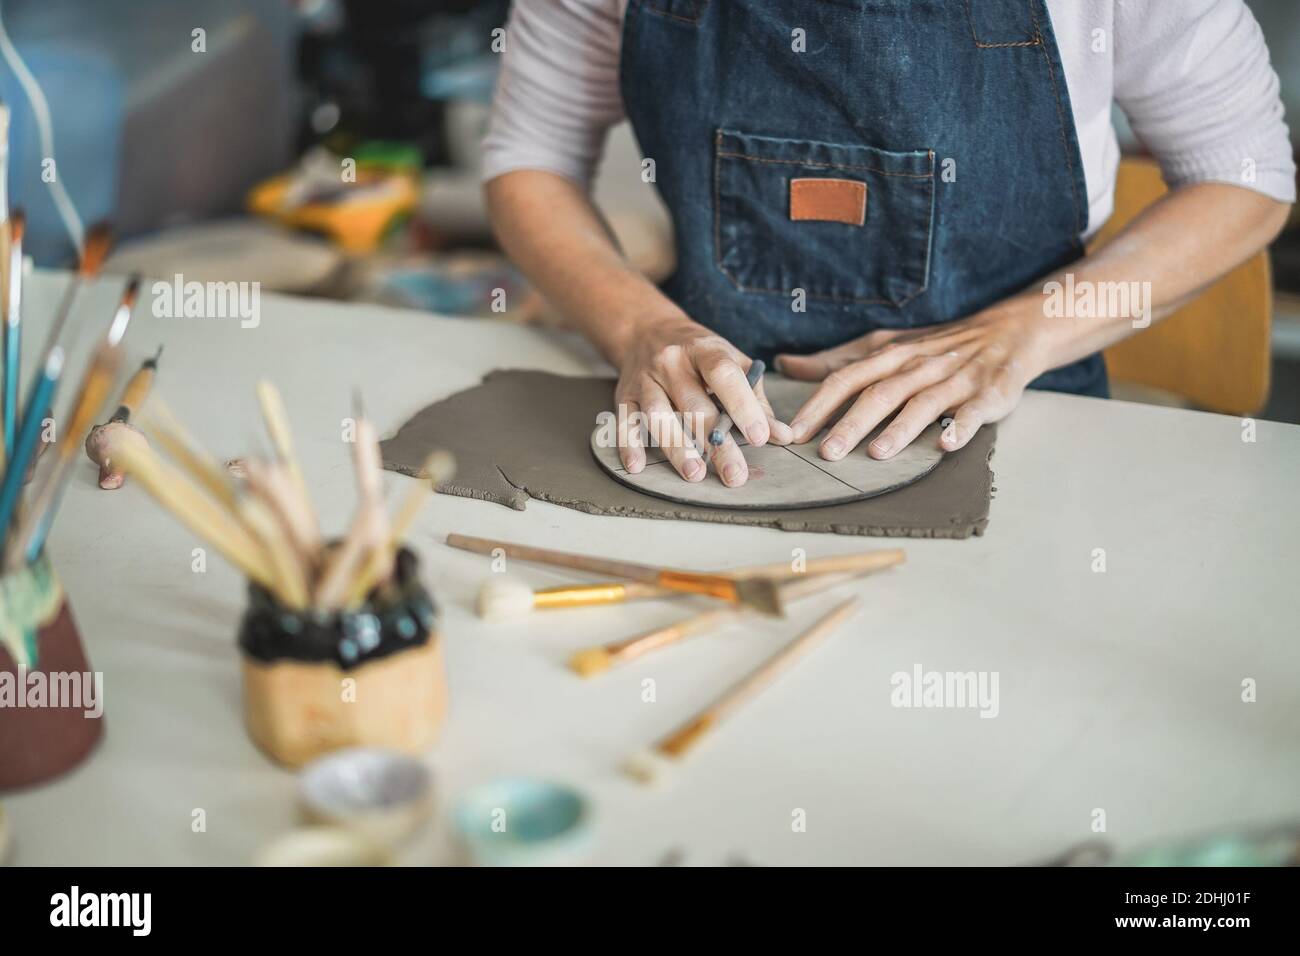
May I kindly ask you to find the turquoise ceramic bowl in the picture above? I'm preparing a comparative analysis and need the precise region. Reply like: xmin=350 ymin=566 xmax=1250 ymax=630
xmin=453 ymin=779 xmax=592 ymax=867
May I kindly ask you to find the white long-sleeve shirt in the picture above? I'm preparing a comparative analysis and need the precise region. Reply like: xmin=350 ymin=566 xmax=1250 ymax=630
xmin=483 ymin=0 xmax=1296 ymax=238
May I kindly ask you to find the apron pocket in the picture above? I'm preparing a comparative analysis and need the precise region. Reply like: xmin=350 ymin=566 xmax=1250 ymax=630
xmin=714 ymin=129 xmax=934 ymax=307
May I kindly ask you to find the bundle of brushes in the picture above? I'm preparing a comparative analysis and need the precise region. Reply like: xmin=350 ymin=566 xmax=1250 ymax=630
xmin=115 ymin=383 xmax=454 ymax=614
xmin=0 ymin=220 xmax=134 ymax=576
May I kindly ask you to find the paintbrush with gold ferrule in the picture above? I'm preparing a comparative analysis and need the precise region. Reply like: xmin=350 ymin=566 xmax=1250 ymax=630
xmin=8 ymin=276 xmax=139 ymax=566
xmin=446 ymin=533 xmax=787 ymax=617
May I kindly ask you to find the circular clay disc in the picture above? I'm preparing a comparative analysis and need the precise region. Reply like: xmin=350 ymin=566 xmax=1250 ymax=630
xmin=590 ymin=375 xmax=945 ymax=511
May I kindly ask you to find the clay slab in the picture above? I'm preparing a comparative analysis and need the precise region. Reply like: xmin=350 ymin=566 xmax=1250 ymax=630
xmin=590 ymin=376 xmax=944 ymax=510
xmin=379 ymin=370 xmax=996 ymax=538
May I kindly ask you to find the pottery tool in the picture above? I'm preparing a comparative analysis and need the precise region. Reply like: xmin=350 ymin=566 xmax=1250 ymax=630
xmin=313 ymin=393 xmax=388 ymax=607
xmin=256 ymin=380 xmax=319 ymax=547
xmin=709 ymin=359 xmax=765 ymax=446
xmin=446 ymin=532 xmax=785 ymax=617
xmin=243 ymin=458 xmax=324 ymax=566
xmin=476 ymin=578 xmax=677 ymax=621
xmin=346 ymin=450 xmax=454 ymax=607
xmin=121 ymin=384 xmax=452 ymax=612
xmin=569 ymin=570 xmax=866 ymax=677
xmin=84 ymin=345 xmax=161 ymax=490
xmin=110 ymin=438 xmax=278 ymax=588
xmin=8 ymin=278 xmax=138 ymax=566
xmin=139 ymin=398 xmax=240 ymax=511
xmin=624 ymin=596 xmax=861 ymax=785
xmin=2 ymin=211 xmax=23 ymax=464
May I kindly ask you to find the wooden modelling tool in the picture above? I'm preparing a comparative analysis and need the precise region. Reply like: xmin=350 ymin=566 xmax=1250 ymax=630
xmin=85 ymin=344 xmax=160 ymax=489
xmin=624 ymin=597 xmax=861 ymax=784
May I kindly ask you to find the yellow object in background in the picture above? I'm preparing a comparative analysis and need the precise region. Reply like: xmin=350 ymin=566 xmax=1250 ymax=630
xmin=248 ymin=148 xmax=419 ymax=254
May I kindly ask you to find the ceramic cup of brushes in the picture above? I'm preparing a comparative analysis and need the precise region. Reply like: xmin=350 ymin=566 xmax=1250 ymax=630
xmin=239 ymin=547 xmax=447 ymax=768
xmin=112 ymin=379 xmax=455 ymax=769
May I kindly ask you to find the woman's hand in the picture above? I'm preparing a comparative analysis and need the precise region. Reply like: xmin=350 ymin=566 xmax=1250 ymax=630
xmin=776 ymin=306 xmax=1050 ymax=460
xmin=613 ymin=312 xmax=793 ymax=486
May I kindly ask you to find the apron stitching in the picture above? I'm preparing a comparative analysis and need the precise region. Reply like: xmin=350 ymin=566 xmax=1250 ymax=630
xmin=642 ymin=0 xmax=706 ymax=26
xmin=963 ymin=0 xmax=1042 ymax=48
xmin=717 ymin=152 xmax=932 ymax=179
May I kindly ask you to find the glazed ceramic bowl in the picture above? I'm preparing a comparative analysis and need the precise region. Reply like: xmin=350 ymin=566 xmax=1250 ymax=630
xmin=299 ymin=747 xmax=434 ymax=846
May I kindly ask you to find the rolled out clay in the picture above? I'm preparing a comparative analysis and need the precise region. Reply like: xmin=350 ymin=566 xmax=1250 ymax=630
xmin=379 ymin=370 xmax=995 ymax=538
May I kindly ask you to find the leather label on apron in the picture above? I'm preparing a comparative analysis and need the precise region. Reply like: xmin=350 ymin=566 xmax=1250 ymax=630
xmin=789 ymin=178 xmax=867 ymax=226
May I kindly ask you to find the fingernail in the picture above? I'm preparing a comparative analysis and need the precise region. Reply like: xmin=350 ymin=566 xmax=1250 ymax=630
xmin=722 ymin=463 xmax=744 ymax=486
xmin=745 ymin=423 xmax=768 ymax=446
xmin=790 ymin=419 xmax=808 ymax=442
xmin=684 ymin=458 xmax=705 ymax=480
xmin=942 ymin=425 xmax=959 ymax=447
xmin=628 ymin=458 xmax=644 ymax=474
xmin=821 ymin=438 xmax=844 ymax=459
xmin=870 ymin=436 xmax=893 ymax=457
xmin=769 ymin=421 xmax=794 ymax=445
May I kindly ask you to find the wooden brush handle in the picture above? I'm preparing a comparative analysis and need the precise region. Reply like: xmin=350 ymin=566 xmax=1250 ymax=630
xmin=732 ymin=549 xmax=905 ymax=580
xmin=446 ymin=533 xmax=663 ymax=584
xmin=607 ymin=606 xmax=737 ymax=662
xmin=655 ymin=597 xmax=860 ymax=758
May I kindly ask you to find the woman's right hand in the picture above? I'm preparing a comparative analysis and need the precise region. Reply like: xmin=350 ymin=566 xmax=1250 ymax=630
xmin=611 ymin=312 xmax=793 ymax=487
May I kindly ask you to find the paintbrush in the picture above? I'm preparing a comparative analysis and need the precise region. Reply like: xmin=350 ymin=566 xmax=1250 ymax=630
xmin=2 ymin=211 xmax=23 ymax=465
xmin=346 ymin=450 xmax=454 ymax=607
xmin=84 ymin=345 xmax=161 ymax=489
xmin=39 ymin=222 xmax=112 ymax=360
xmin=9 ymin=277 xmax=138 ymax=565
xmin=477 ymin=547 xmax=905 ymax=621
xmin=624 ymin=596 xmax=861 ymax=785
xmin=476 ymin=579 xmax=677 ymax=621
xmin=110 ymin=438 xmax=278 ymax=589
xmin=0 ymin=347 xmax=63 ymax=544
xmin=0 ymin=107 xmax=10 ymax=449
xmin=445 ymin=532 xmax=785 ymax=617
xmin=569 ymin=570 xmax=864 ymax=678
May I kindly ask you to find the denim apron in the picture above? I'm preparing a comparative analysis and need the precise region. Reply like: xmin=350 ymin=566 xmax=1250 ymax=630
xmin=619 ymin=0 xmax=1107 ymax=397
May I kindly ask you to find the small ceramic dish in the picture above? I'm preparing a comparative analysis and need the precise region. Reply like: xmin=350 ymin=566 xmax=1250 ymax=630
xmin=298 ymin=747 xmax=434 ymax=846
xmin=255 ymin=826 xmax=392 ymax=866
xmin=453 ymin=778 xmax=592 ymax=867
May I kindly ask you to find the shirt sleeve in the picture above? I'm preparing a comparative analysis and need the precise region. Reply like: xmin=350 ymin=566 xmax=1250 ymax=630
xmin=1113 ymin=0 xmax=1295 ymax=202
xmin=481 ymin=0 xmax=626 ymax=188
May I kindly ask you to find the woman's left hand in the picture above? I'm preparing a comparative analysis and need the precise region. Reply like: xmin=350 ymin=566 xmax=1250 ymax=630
xmin=775 ymin=306 xmax=1051 ymax=459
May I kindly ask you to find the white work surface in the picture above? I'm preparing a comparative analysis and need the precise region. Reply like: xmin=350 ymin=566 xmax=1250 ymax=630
xmin=6 ymin=272 xmax=1299 ymax=866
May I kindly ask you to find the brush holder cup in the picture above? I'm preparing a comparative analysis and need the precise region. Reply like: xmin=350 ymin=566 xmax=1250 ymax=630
xmin=238 ymin=548 xmax=447 ymax=768
xmin=0 ymin=555 xmax=105 ymax=791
